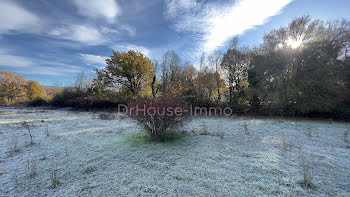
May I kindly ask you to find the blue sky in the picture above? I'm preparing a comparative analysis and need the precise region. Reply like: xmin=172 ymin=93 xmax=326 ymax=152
xmin=0 ymin=0 xmax=349 ymax=86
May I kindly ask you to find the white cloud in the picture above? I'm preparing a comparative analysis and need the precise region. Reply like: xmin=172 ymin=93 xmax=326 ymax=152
xmin=0 ymin=0 xmax=41 ymax=33
xmin=69 ymin=25 xmax=105 ymax=44
xmin=111 ymin=44 xmax=150 ymax=56
xmin=165 ymin=0 xmax=293 ymax=52
xmin=0 ymin=56 xmax=81 ymax=76
xmin=103 ymin=25 xmax=136 ymax=37
xmin=18 ymin=66 xmax=82 ymax=76
xmin=49 ymin=25 xmax=106 ymax=45
xmin=101 ymin=26 xmax=119 ymax=34
xmin=0 ymin=49 xmax=84 ymax=76
xmin=26 ymin=60 xmax=84 ymax=76
xmin=166 ymin=0 xmax=198 ymax=17
xmin=80 ymin=54 xmax=108 ymax=65
xmin=121 ymin=25 xmax=136 ymax=37
xmin=0 ymin=54 xmax=33 ymax=67
xmin=73 ymin=0 xmax=120 ymax=22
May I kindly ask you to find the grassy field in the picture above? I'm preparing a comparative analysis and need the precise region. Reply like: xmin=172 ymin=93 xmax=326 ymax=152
xmin=0 ymin=107 xmax=349 ymax=196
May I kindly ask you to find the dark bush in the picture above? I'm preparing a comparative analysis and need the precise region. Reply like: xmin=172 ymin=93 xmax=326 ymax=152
xmin=27 ymin=98 xmax=48 ymax=107
xmin=129 ymin=96 xmax=190 ymax=141
xmin=49 ymin=88 xmax=124 ymax=111
xmin=50 ymin=88 xmax=82 ymax=107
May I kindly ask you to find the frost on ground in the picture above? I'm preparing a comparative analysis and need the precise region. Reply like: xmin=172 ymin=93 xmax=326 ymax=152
xmin=0 ymin=107 xmax=349 ymax=197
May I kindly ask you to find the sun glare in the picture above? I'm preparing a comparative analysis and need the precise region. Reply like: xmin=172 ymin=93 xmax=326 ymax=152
xmin=287 ymin=38 xmax=303 ymax=49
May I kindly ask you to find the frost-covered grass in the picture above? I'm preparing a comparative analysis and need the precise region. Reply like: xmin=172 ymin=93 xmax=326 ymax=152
xmin=0 ymin=107 xmax=349 ymax=196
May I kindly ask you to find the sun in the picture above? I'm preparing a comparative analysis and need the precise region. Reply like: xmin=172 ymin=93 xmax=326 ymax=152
xmin=286 ymin=38 xmax=303 ymax=49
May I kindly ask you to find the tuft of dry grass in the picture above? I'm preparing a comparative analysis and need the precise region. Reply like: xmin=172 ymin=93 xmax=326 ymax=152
xmin=14 ymin=165 xmax=19 ymax=187
xmin=242 ymin=122 xmax=249 ymax=134
xmin=198 ymin=122 xmax=224 ymax=138
xmin=219 ymin=132 xmax=225 ymax=139
xmin=307 ymin=127 xmax=312 ymax=137
xmin=45 ymin=124 xmax=49 ymax=137
xmin=344 ymin=130 xmax=350 ymax=149
xmin=298 ymin=156 xmax=317 ymax=190
xmin=50 ymin=168 xmax=60 ymax=188
xmin=27 ymin=160 xmax=37 ymax=178
xmin=216 ymin=121 xmax=225 ymax=139
xmin=282 ymin=132 xmax=301 ymax=153
xmin=13 ymin=137 xmax=20 ymax=152
xmin=99 ymin=113 xmax=116 ymax=120
xmin=40 ymin=154 xmax=47 ymax=161
xmin=282 ymin=132 xmax=291 ymax=150
xmin=8 ymin=137 xmax=20 ymax=156
xmin=199 ymin=122 xmax=209 ymax=135
xmin=83 ymin=165 xmax=96 ymax=174
xmin=297 ymin=165 xmax=317 ymax=189
xmin=21 ymin=121 xmax=34 ymax=145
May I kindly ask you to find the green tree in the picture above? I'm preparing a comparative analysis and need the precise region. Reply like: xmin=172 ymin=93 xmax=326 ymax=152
xmin=95 ymin=50 xmax=154 ymax=97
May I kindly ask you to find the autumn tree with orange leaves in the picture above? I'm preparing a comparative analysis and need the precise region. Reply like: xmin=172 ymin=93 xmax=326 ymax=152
xmin=0 ymin=71 xmax=46 ymax=105
xmin=26 ymin=80 xmax=46 ymax=101
xmin=0 ymin=71 xmax=27 ymax=104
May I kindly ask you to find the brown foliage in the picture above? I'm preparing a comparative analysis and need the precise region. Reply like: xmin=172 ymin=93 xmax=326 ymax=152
xmin=0 ymin=71 xmax=27 ymax=104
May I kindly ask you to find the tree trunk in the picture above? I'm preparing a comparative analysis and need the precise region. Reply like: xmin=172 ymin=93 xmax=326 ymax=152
xmin=216 ymin=66 xmax=221 ymax=101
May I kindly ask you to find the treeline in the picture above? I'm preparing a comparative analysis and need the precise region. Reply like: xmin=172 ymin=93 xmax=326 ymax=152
xmin=2 ymin=16 xmax=349 ymax=120
xmin=92 ymin=16 xmax=350 ymax=120
xmin=247 ymin=16 xmax=350 ymax=119
xmin=0 ymin=71 xmax=47 ymax=106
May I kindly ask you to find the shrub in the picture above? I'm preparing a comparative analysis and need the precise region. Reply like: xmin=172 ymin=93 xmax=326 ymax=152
xmin=129 ymin=96 xmax=190 ymax=141
xmin=50 ymin=88 xmax=124 ymax=111
xmin=50 ymin=88 xmax=82 ymax=107
xmin=27 ymin=98 xmax=48 ymax=107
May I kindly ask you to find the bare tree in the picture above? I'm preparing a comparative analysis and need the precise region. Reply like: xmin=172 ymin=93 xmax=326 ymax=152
xmin=208 ymin=50 xmax=223 ymax=101
xmin=198 ymin=52 xmax=206 ymax=95
xmin=161 ymin=52 xmax=168 ymax=93
xmin=74 ymin=71 xmax=89 ymax=92
xmin=161 ymin=50 xmax=181 ymax=94
xmin=229 ymin=36 xmax=239 ymax=49
xmin=151 ymin=60 xmax=159 ymax=97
